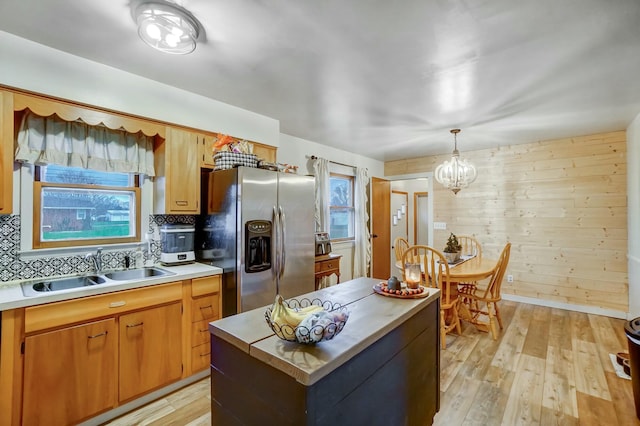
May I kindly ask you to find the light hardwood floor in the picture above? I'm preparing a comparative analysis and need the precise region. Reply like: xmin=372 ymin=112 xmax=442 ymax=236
xmin=106 ymin=300 xmax=639 ymax=426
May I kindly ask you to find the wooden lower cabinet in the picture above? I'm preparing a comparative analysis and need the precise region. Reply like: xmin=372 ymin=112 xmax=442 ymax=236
xmin=119 ymin=302 xmax=182 ymax=402
xmin=0 ymin=275 xmax=222 ymax=425
xmin=191 ymin=342 xmax=211 ymax=372
xmin=22 ymin=318 xmax=118 ymax=425
xmin=189 ymin=299 xmax=215 ymax=373
xmin=191 ymin=318 xmax=211 ymax=346
xmin=191 ymin=293 xmax=219 ymax=322
xmin=189 ymin=275 xmax=221 ymax=373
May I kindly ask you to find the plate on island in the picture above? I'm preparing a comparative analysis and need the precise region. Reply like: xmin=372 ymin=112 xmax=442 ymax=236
xmin=373 ymin=282 xmax=431 ymax=299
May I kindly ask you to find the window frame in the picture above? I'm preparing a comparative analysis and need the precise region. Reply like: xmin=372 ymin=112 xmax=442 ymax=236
xmin=33 ymin=166 xmax=141 ymax=249
xmin=329 ymin=172 xmax=355 ymax=242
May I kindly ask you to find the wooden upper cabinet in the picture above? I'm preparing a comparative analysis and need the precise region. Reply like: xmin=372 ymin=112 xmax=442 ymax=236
xmin=203 ymin=133 xmax=277 ymax=167
xmin=199 ymin=133 xmax=217 ymax=168
xmin=154 ymin=127 xmax=200 ymax=214
xmin=253 ymin=142 xmax=277 ymax=163
xmin=0 ymin=91 xmax=13 ymax=215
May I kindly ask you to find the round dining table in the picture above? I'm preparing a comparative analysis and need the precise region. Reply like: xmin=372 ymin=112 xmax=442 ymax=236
xmin=395 ymin=255 xmax=498 ymax=281
xmin=396 ymin=255 xmax=499 ymax=331
xmin=448 ymin=256 xmax=499 ymax=330
xmin=448 ymin=256 xmax=498 ymax=282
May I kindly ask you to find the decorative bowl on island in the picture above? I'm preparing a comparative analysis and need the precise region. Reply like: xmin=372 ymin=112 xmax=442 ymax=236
xmin=265 ymin=296 xmax=350 ymax=344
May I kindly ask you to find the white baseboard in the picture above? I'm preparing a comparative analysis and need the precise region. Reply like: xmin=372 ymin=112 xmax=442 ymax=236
xmin=502 ymin=293 xmax=628 ymax=320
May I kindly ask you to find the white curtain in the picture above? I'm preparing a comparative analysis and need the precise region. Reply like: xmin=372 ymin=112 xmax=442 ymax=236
xmin=15 ymin=111 xmax=156 ymax=176
xmin=353 ymin=166 xmax=370 ymax=278
xmin=312 ymin=157 xmax=330 ymax=232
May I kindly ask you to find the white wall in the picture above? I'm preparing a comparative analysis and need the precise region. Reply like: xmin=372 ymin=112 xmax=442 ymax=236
xmin=627 ymin=114 xmax=640 ymax=319
xmin=278 ymin=133 xmax=385 ymax=283
xmin=0 ymin=30 xmax=387 ymax=284
xmin=391 ymin=179 xmax=430 ymax=244
xmin=389 ymin=178 xmax=431 ymax=275
xmin=0 ymin=30 xmax=387 ymax=181
xmin=0 ymin=31 xmax=280 ymax=146
xmin=277 ymin=133 xmax=384 ymax=178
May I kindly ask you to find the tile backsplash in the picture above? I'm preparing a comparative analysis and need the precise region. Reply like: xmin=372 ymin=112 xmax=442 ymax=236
xmin=0 ymin=214 xmax=195 ymax=283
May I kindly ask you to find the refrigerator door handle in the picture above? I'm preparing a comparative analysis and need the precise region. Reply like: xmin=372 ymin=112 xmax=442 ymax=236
xmin=279 ymin=205 xmax=286 ymax=280
xmin=273 ymin=205 xmax=280 ymax=290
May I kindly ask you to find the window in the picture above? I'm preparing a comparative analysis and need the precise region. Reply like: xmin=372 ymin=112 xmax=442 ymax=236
xmin=34 ymin=165 xmax=141 ymax=248
xmin=329 ymin=173 xmax=354 ymax=240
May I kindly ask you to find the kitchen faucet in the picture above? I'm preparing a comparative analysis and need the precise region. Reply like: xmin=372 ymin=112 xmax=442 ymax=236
xmin=85 ymin=248 xmax=103 ymax=274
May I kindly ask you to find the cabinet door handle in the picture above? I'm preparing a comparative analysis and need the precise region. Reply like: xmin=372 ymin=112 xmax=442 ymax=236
xmin=199 ymin=305 xmax=213 ymax=310
xmin=175 ymin=201 xmax=188 ymax=206
xmin=200 ymin=352 xmax=210 ymax=357
xmin=109 ymin=301 xmax=126 ymax=308
xmin=199 ymin=328 xmax=208 ymax=333
xmin=126 ymin=322 xmax=144 ymax=328
xmin=88 ymin=331 xmax=108 ymax=339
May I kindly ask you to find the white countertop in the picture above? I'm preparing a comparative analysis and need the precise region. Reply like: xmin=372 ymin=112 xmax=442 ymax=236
xmin=0 ymin=262 xmax=222 ymax=311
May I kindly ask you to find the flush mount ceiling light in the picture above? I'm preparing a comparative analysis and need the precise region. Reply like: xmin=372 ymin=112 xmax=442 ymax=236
xmin=434 ymin=129 xmax=477 ymax=195
xmin=134 ymin=1 xmax=201 ymax=54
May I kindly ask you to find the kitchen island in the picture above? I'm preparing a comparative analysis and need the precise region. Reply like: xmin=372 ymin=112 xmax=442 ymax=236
xmin=208 ymin=277 xmax=441 ymax=425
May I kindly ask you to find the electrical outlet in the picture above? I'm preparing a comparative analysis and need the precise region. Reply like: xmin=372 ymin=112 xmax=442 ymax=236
xmin=507 ymin=274 xmax=514 ymax=283
xmin=433 ymin=222 xmax=447 ymax=230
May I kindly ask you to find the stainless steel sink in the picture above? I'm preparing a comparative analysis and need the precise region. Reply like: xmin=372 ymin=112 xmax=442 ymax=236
xmin=21 ymin=267 xmax=176 ymax=296
xmin=22 ymin=275 xmax=106 ymax=297
xmin=102 ymin=267 xmax=175 ymax=281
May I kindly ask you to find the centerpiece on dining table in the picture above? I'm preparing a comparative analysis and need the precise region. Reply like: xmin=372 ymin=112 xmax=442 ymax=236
xmin=443 ymin=233 xmax=462 ymax=263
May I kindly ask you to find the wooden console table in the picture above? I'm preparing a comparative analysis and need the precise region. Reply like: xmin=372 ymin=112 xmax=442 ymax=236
xmin=314 ymin=253 xmax=342 ymax=290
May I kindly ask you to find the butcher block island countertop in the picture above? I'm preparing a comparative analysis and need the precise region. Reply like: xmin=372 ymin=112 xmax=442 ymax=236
xmin=208 ymin=277 xmax=441 ymax=426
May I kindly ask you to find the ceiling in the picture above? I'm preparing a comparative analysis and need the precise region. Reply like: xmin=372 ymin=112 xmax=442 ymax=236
xmin=0 ymin=0 xmax=639 ymax=161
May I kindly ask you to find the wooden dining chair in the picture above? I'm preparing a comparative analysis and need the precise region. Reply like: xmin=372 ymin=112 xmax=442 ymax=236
xmin=458 ymin=242 xmax=511 ymax=340
xmin=393 ymin=237 xmax=410 ymax=279
xmin=401 ymin=245 xmax=461 ymax=349
xmin=457 ymin=235 xmax=482 ymax=258
xmin=455 ymin=235 xmax=483 ymax=290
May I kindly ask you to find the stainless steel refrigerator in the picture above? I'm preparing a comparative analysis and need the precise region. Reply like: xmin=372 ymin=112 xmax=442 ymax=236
xmin=198 ymin=167 xmax=315 ymax=317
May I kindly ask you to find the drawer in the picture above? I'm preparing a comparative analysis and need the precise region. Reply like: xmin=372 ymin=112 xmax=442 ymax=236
xmin=191 ymin=342 xmax=211 ymax=372
xmin=191 ymin=294 xmax=219 ymax=322
xmin=25 ymin=282 xmax=183 ymax=334
xmin=192 ymin=275 xmax=221 ymax=298
xmin=315 ymin=259 xmax=339 ymax=273
xmin=191 ymin=319 xmax=211 ymax=347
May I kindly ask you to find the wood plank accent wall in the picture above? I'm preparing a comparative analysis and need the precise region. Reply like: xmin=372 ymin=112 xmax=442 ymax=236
xmin=384 ymin=131 xmax=628 ymax=313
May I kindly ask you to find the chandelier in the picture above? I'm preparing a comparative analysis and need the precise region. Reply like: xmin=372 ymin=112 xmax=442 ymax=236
xmin=434 ymin=129 xmax=477 ymax=194
xmin=134 ymin=1 xmax=201 ymax=55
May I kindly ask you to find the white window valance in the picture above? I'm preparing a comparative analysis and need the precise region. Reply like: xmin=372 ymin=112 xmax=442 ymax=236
xmin=15 ymin=110 xmax=156 ymax=176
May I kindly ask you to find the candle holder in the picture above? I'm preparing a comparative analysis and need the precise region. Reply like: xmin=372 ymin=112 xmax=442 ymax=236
xmin=405 ymin=263 xmax=421 ymax=289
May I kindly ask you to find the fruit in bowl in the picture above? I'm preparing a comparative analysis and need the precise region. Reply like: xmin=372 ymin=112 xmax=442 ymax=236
xmin=265 ymin=295 xmax=350 ymax=344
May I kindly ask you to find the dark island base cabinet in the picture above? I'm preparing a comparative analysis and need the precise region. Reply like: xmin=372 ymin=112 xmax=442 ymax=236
xmin=210 ymin=300 xmax=440 ymax=426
